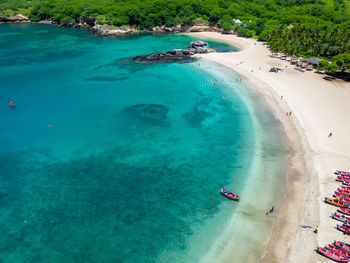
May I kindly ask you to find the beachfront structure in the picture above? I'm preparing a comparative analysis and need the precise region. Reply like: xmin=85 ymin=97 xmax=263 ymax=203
xmin=233 ymin=19 xmax=242 ymax=25
xmin=189 ymin=40 xmax=209 ymax=50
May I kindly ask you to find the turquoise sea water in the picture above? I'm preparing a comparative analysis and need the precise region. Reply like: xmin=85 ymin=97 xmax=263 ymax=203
xmin=0 ymin=24 xmax=288 ymax=263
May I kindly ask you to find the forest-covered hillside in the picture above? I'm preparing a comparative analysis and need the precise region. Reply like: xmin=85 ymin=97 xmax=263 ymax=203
xmin=1 ymin=0 xmax=349 ymax=71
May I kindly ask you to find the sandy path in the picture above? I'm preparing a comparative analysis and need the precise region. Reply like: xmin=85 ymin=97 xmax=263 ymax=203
xmin=186 ymin=32 xmax=350 ymax=262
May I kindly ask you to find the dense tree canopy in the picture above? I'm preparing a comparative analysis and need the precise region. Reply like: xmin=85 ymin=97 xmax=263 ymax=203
xmin=1 ymin=0 xmax=349 ymax=71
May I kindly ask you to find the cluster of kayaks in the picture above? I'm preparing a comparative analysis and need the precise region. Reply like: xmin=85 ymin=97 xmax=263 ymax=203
xmin=317 ymin=241 xmax=350 ymax=262
xmin=221 ymin=187 xmax=240 ymax=201
xmin=318 ymin=171 xmax=350 ymax=261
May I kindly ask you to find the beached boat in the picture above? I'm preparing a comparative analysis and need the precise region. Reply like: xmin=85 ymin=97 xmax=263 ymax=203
xmin=335 ymin=192 xmax=350 ymax=199
xmin=337 ymin=196 xmax=350 ymax=204
xmin=338 ymin=208 xmax=350 ymax=215
xmin=339 ymin=186 xmax=350 ymax=191
xmin=326 ymin=244 xmax=350 ymax=258
xmin=332 ymin=213 xmax=350 ymax=223
xmin=337 ymin=190 xmax=350 ymax=197
xmin=221 ymin=188 xmax=240 ymax=201
xmin=337 ymin=224 xmax=350 ymax=235
xmin=326 ymin=198 xmax=349 ymax=207
xmin=335 ymin=241 xmax=350 ymax=252
xmin=337 ymin=177 xmax=350 ymax=183
xmin=317 ymin=247 xmax=350 ymax=262
xmin=336 ymin=171 xmax=350 ymax=176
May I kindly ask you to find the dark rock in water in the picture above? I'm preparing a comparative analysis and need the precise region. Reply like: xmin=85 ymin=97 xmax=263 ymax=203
xmin=123 ymin=104 xmax=169 ymax=123
xmin=133 ymin=48 xmax=210 ymax=64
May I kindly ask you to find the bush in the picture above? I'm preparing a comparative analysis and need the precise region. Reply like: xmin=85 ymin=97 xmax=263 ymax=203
xmin=317 ymin=60 xmax=329 ymax=71
xmin=327 ymin=62 xmax=339 ymax=74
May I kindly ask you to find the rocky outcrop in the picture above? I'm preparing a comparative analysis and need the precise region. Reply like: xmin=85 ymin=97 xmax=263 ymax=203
xmin=133 ymin=48 xmax=212 ymax=64
xmin=92 ymin=25 xmax=138 ymax=36
xmin=0 ymin=14 xmax=29 ymax=23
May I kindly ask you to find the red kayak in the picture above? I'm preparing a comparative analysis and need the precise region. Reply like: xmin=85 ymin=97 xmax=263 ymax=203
xmin=337 ymin=177 xmax=350 ymax=183
xmin=335 ymin=192 xmax=350 ymax=199
xmin=339 ymin=186 xmax=350 ymax=191
xmin=7 ymin=101 xmax=15 ymax=107
xmin=336 ymin=171 xmax=350 ymax=176
xmin=317 ymin=247 xmax=350 ymax=262
xmin=335 ymin=241 xmax=350 ymax=253
xmin=338 ymin=208 xmax=350 ymax=215
xmin=332 ymin=213 xmax=350 ymax=223
xmin=337 ymin=190 xmax=350 ymax=197
xmin=326 ymin=244 xmax=350 ymax=258
xmin=337 ymin=224 xmax=350 ymax=235
xmin=337 ymin=196 xmax=350 ymax=204
xmin=221 ymin=188 xmax=240 ymax=201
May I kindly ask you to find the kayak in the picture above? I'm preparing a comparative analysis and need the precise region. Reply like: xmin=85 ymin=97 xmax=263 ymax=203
xmin=337 ymin=177 xmax=350 ymax=183
xmin=337 ymin=190 xmax=350 ymax=197
xmin=7 ymin=101 xmax=15 ymax=107
xmin=338 ymin=208 xmax=350 ymax=215
xmin=339 ymin=186 xmax=350 ymax=191
xmin=337 ymin=224 xmax=350 ymax=235
xmin=221 ymin=188 xmax=240 ymax=201
xmin=335 ymin=241 xmax=350 ymax=253
xmin=337 ymin=196 xmax=350 ymax=204
xmin=326 ymin=198 xmax=349 ymax=207
xmin=326 ymin=244 xmax=350 ymax=258
xmin=332 ymin=213 xmax=350 ymax=223
xmin=317 ymin=247 xmax=350 ymax=262
xmin=335 ymin=192 xmax=350 ymax=199
xmin=336 ymin=171 xmax=350 ymax=176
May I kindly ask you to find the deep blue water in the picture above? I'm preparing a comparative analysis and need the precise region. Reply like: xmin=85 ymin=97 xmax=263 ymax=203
xmin=0 ymin=23 xmax=287 ymax=263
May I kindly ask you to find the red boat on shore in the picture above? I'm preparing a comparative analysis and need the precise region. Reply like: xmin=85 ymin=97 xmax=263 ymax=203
xmin=337 ymin=196 xmax=350 ymax=204
xmin=317 ymin=247 xmax=350 ymax=262
xmin=337 ymin=177 xmax=350 ymax=183
xmin=336 ymin=171 xmax=350 ymax=176
xmin=337 ymin=190 xmax=350 ymax=197
xmin=221 ymin=188 xmax=240 ymax=201
xmin=339 ymin=186 xmax=350 ymax=191
xmin=335 ymin=241 xmax=350 ymax=252
xmin=337 ymin=224 xmax=350 ymax=235
xmin=326 ymin=198 xmax=349 ymax=208
xmin=332 ymin=213 xmax=350 ymax=223
xmin=338 ymin=208 xmax=350 ymax=215
xmin=335 ymin=192 xmax=350 ymax=199
xmin=326 ymin=244 xmax=350 ymax=258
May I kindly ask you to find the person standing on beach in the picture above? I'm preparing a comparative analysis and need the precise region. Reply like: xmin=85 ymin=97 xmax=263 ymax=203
xmin=328 ymin=132 xmax=333 ymax=137
xmin=314 ymin=226 xmax=318 ymax=233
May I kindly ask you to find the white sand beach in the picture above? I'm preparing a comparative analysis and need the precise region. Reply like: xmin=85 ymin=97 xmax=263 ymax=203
xmin=187 ymin=32 xmax=350 ymax=262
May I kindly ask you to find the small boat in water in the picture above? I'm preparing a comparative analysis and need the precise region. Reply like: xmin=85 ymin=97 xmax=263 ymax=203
xmin=7 ymin=101 xmax=15 ymax=107
xmin=221 ymin=187 xmax=240 ymax=201
xmin=335 ymin=241 xmax=350 ymax=253
xmin=317 ymin=246 xmax=350 ymax=262
xmin=338 ymin=208 xmax=350 ymax=215
xmin=326 ymin=198 xmax=349 ymax=207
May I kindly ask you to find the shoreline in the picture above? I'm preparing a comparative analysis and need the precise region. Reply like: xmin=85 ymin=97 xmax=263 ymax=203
xmin=187 ymin=32 xmax=350 ymax=262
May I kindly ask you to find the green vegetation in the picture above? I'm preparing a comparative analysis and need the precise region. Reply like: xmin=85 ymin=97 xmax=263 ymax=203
xmin=1 ymin=0 xmax=349 ymax=72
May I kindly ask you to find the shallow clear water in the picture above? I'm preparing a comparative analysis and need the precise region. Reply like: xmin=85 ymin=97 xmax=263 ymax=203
xmin=0 ymin=24 xmax=288 ymax=263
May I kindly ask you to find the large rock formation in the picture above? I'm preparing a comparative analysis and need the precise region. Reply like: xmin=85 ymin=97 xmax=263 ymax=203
xmin=92 ymin=25 xmax=138 ymax=36
xmin=133 ymin=48 xmax=211 ymax=64
xmin=0 ymin=14 xmax=29 ymax=23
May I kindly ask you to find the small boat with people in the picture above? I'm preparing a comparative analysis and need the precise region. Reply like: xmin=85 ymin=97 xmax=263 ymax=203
xmin=338 ymin=208 xmax=350 ymax=215
xmin=221 ymin=187 xmax=240 ymax=201
xmin=326 ymin=198 xmax=349 ymax=207
xmin=332 ymin=213 xmax=350 ymax=223
xmin=335 ymin=192 xmax=350 ymax=199
xmin=335 ymin=241 xmax=350 ymax=252
xmin=337 ymin=196 xmax=350 ymax=204
xmin=8 ymin=101 xmax=15 ymax=107
xmin=337 ymin=176 xmax=350 ymax=183
xmin=317 ymin=246 xmax=350 ymax=262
